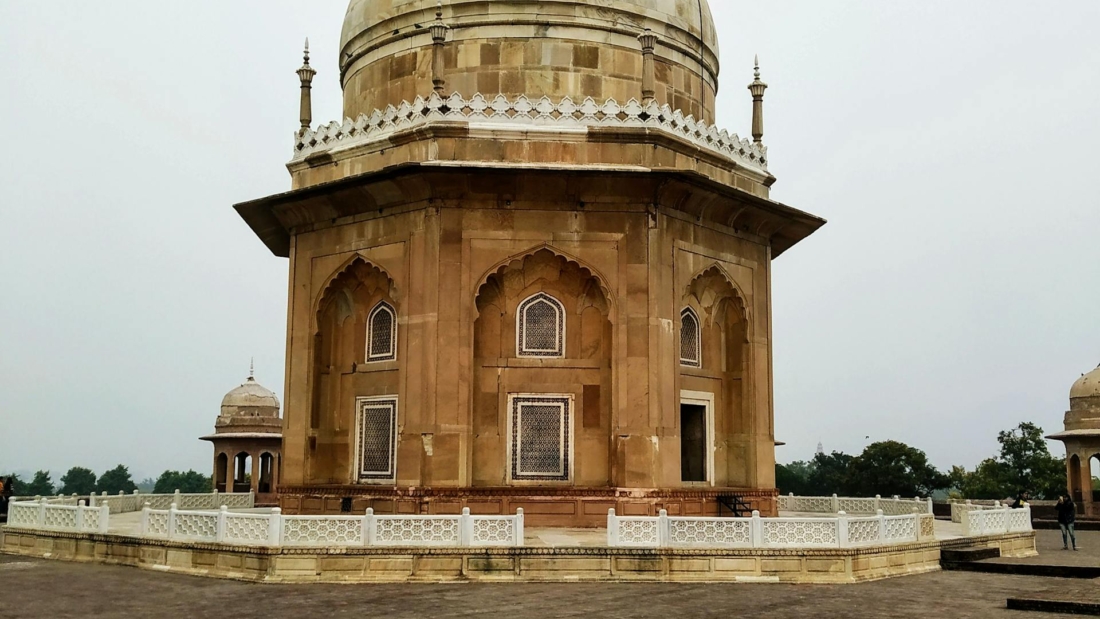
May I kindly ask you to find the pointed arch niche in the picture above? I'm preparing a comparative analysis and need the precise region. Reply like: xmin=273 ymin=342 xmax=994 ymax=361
xmin=309 ymin=256 xmax=399 ymax=484
xmin=680 ymin=265 xmax=751 ymax=487
xmin=472 ymin=248 xmax=614 ymax=487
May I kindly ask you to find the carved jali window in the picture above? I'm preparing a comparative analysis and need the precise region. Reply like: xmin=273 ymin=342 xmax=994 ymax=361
xmin=356 ymin=397 xmax=398 ymax=482
xmin=680 ymin=307 xmax=701 ymax=368
xmin=509 ymin=394 xmax=572 ymax=482
xmin=516 ymin=293 xmax=565 ymax=358
xmin=367 ymin=301 xmax=397 ymax=362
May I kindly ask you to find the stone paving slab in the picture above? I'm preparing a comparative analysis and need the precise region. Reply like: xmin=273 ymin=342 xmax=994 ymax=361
xmin=985 ymin=529 xmax=1100 ymax=567
xmin=0 ymin=552 xmax=1073 ymax=619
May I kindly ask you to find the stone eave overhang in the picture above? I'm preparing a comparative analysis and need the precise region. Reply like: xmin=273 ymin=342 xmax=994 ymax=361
xmin=235 ymin=162 xmax=825 ymax=259
xmin=1046 ymin=429 xmax=1100 ymax=440
xmin=200 ymin=432 xmax=283 ymax=442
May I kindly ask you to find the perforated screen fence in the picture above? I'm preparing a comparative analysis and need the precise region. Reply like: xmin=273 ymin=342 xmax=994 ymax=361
xmin=357 ymin=397 xmax=398 ymax=480
xmin=510 ymin=395 xmax=571 ymax=481
xmin=517 ymin=293 xmax=564 ymax=357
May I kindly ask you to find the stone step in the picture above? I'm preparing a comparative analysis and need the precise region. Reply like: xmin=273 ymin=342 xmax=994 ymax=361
xmin=941 ymin=547 xmax=1001 ymax=563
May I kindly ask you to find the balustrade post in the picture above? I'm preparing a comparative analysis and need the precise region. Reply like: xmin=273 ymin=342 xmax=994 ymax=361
xmin=99 ymin=504 xmax=110 ymax=533
xmin=173 ymin=490 xmax=181 ymax=509
xmin=460 ymin=507 xmax=473 ymax=547
xmin=38 ymin=498 xmax=46 ymax=527
xmin=926 ymin=497 xmax=934 ymax=514
xmin=658 ymin=509 xmax=669 ymax=547
xmin=249 ymin=490 xmax=255 ymax=509
xmin=751 ymin=510 xmax=763 ymax=548
xmin=877 ymin=509 xmax=886 ymax=542
xmin=515 ymin=508 xmax=524 ymax=547
xmin=831 ymin=494 xmax=840 ymax=514
xmin=75 ymin=500 xmax=85 ymax=531
xmin=874 ymin=495 xmax=881 ymax=512
xmin=267 ymin=507 xmax=282 ymax=546
xmin=141 ymin=503 xmax=151 ymax=535
xmin=216 ymin=506 xmax=228 ymax=543
xmin=364 ymin=508 xmax=376 ymax=546
xmin=837 ymin=511 xmax=849 ymax=548
xmin=911 ymin=512 xmax=920 ymax=542
xmin=168 ymin=503 xmax=178 ymax=540
xmin=607 ymin=509 xmax=618 ymax=546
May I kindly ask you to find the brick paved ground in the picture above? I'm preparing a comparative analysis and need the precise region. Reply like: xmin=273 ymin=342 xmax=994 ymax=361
xmin=986 ymin=528 xmax=1100 ymax=566
xmin=0 ymin=551 xmax=1080 ymax=619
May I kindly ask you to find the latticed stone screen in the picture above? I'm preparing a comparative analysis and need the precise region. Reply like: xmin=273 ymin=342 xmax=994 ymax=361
xmin=680 ymin=308 xmax=701 ymax=367
xmin=517 ymin=293 xmax=565 ymax=357
xmin=367 ymin=302 xmax=397 ymax=362
xmin=357 ymin=397 xmax=398 ymax=481
xmin=510 ymin=395 xmax=571 ymax=481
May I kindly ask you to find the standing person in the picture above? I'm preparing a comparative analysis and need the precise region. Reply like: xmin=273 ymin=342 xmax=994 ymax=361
xmin=1057 ymin=494 xmax=1078 ymax=551
xmin=0 ymin=476 xmax=9 ymax=519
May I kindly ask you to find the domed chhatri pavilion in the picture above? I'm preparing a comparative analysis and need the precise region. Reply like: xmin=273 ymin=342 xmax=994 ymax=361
xmin=235 ymin=0 xmax=825 ymax=525
xmin=1049 ymin=364 xmax=1100 ymax=516
xmin=200 ymin=369 xmax=283 ymax=505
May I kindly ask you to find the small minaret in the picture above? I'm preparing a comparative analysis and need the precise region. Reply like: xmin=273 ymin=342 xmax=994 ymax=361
xmin=638 ymin=29 xmax=659 ymax=105
xmin=430 ymin=1 xmax=449 ymax=94
xmin=748 ymin=55 xmax=768 ymax=144
xmin=297 ymin=39 xmax=317 ymax=134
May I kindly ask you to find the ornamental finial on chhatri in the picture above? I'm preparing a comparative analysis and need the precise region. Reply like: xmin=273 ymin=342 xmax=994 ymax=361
xmin=748 ymin=55 xmax=768 ymax=144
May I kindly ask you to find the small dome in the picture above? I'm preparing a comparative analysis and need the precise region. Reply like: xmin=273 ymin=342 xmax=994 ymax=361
xmin=1071 ymin=366 xmax=1100 ymax=400
xmin=221 ymin=376 xmax=280 ymax=411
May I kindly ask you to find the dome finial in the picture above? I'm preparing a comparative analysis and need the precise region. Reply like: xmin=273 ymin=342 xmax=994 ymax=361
xmin=430 ymin=1 xmax=450 ymax=94
xmin=249 ymin=357 xmax=255 ymax=381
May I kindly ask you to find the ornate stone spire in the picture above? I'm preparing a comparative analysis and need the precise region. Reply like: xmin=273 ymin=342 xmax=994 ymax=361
xmin=430 ymin=1 xmax=449 ymax=94
xmin=249 ymin=357 xmax=255 ymax=382
xmin=297 ymin=38 xmax=317 ymax=133
xmin=748 ymin=55 xmax=768 ymax=144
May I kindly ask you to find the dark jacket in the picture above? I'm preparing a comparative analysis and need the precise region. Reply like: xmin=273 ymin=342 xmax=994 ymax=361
xmin=1057 ymin=500 xmax=1077 ymax=525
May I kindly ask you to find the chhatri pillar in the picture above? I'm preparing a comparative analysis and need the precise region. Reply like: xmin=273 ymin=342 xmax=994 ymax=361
xmin=1048 ymin=364 xmax=1100 ymax=517
xmin=235 ymin=0 xmax=825 ymax=526
xmin=201 ymin=367 xmax=283 ymax=506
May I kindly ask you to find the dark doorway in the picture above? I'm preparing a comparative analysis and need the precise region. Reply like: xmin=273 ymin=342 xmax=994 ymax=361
xmin=681 ymin=403 xmax=707 ymax=482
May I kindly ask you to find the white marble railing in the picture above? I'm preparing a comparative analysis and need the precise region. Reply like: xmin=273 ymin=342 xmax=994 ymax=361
xmin=292 ymin=92 xmax=768 ymax=174
xmin=140 ymin=506 xmax=524 ymax=548
xmin=960 ymin=506 xmax=1032 ymax=537
xmin=778 ymin=494 xmax=934 ymax=516
xmin=6 ymin=499 xmax=109 ymax=534
xmin=90 ymin=490 xmax=254 ymax=513
xmin=607 ymin=509 xmax=939 ymax=549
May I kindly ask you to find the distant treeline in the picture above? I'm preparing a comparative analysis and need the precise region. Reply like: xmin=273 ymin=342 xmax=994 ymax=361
xmin=3 ymin=466 xmax=212 ymax=497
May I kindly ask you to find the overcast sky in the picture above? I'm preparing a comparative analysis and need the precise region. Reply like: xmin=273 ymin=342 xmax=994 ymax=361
xmin=1 ymin=1 xmax=1097 ymax=481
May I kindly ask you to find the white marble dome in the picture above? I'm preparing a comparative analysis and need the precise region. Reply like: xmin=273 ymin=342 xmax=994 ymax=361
xmin=220 ymin=376 xmax=280 ymax=416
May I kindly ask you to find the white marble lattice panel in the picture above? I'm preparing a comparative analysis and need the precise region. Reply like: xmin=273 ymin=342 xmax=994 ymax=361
xmin=920 ymin=514 xmax=936 ymax=539
xmin=837 ymin=498 xmax=876 ymax=514
xmin=100 ymin=495 xmax=144 ymax=514
xmin=7 ymin=503 xmax=39 ymax=528
xmin=794 ymin=497 xmax=835 ymax=513
xmin=471 ymin=518 xmax=516 ymax=546
xmin=883 ymin=516 xmax=916 ymax=541
xmin=145 ymin=497 xmax=175 ymax=510
xmin=616 ymin=518 xmax=660 ymax=547
xmin=281 ymin=517 xmax=364 ymax=546
xmin=847 ymin=518 xmax=881 ymax=545
xmin=174 ymin=513 xmax=218 ymax=541
xmin=81 ymin=508 xmax=102 ymax=531
xmin=881 ymin=500 xmax=926 ymax=516
xmin=224 ymin=514 xmax=271 ymax=545
xmin=1005 ymin=509 xmax=1031 ymax=533
xmin=145 ymin=512 xmax=169 ymax=537
xmin=374 ymin=517 xmax=461 ymax=546
xmin=667 ymin=518 xmax=751 ymax=547
xmin=42 ymin=507 xmax=77 ymax=530
xmin=981 ymin=510 xmax=1008 ymax=534
xmin=762 ymin=520 xmax=838 ymax=547
xmin=291 ymin=93 xmax=769 ymax=173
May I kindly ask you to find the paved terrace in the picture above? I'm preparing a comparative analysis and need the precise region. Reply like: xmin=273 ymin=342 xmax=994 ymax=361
xmin=0 ymin=532 xmax=1090 ymax=619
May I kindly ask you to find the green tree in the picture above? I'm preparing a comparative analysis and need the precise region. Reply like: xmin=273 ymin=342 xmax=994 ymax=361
xmin=951 ymin=422 xmax=1066 ymax=500
xmin=58 ymin=467 xmax=97 ymax=496
xmin=153 ymin=470 xmax=213 ymax=494
xmin=846 ymin=441 xmax=948 ymax=497
xmin=96 ymin=465 xmax=138 ymax=495
xmin=24 ymin=470 xmax=55 ymax=496
xmin=807 ymin=451 xmax=856 ymax=495
xmin=2 ymin=474 xmax=27 ymax=497
xmin=776 ymin=460 xmax=815 ymax=496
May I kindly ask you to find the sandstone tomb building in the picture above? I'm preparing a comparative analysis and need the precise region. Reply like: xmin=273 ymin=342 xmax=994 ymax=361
xmin=236 ymin=0 xmax=825 ymax=526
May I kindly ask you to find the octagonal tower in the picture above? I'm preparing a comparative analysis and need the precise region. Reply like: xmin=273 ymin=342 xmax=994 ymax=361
xmin=236 ymin=0 xmax=825 ymax=525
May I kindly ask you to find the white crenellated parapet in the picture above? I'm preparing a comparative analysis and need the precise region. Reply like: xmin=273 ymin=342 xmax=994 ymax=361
xmin=291 ymin=92 xmax=769 ymax=174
